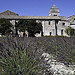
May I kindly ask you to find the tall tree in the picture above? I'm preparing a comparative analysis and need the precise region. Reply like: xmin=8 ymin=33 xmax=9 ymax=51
xmin=65 ymin=26 xmax=75 ymax=36
xmin=16 ymin=19 xmax=42 ymax=37
xmin=0 ymin=18 xmax=13 ymax=35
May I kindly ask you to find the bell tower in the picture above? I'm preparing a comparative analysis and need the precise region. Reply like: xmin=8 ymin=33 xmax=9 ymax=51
xmin=49 ymin=5 xmax=60 ymax=16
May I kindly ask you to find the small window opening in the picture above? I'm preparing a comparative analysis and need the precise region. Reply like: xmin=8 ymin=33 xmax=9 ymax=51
xmin=54 ymin=15 xmax=57 ymax=16
xmin=49 ymin=21 xmax=50 ymax=25
xmin=61 ymin=29 xmax=63 ymax=35
xmin=50 ymin=32 xmax=52 ymax=36
xmin=62 ymin=23 xmax=65 ymax=25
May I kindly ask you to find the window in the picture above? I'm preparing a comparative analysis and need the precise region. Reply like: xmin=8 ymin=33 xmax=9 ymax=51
xmin=50 ymin=32 xmax=52 ymax=36
xmin=62 ymin=23 xmax=65 ymax=25
xmin=41 ymin=32 xmax=43 ymax=36
xmin=61 ymin=29 xmax=63 ymax=35
xmin=54 ymin=15 xmax=57 ymax=16
xmin=55 ymin=20 xmax=58 ymax=24
xmin=49 ymin=21 xmax=50 ymax=25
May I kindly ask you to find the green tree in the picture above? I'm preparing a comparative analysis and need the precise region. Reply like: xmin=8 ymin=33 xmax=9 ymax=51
xmin=16 ymin=19 xmax=42 ymax=37
xmin=65 ymin=26 xmax=75 ymax=36
xmin=0 ymin=18 xmax=13 ymax=35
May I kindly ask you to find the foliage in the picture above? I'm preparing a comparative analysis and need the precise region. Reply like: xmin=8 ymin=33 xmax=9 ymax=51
xmin=0 ymin=37 xmax=75 ymax=74
xmin=15 ymin=19 xmax=42 ymax=37
xmin=0 ymin=18 xmax=13 ymax=35
xmin=65 ymin=26 xmax=75 ymax=36
xmin=0 ymin=37 xmax=42 ymax=75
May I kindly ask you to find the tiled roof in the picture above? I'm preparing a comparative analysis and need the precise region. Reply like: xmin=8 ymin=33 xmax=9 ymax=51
xmin=67 ymin=15 xmax=75 ymax=19
xmin=59 ymin=16 xmax=68 ymax=21
xmin=0 ymin=10 xmax=67 ymax=20
xmin=51 ymin=5 xmax=59 ymax=9
xmin=0 ymin=10 xmax=19 ymax=16
xmin=0 ymin=15 xmax=61 ymax=20
xmin=67 ymin=15 xmax=75 ymax=24
xmin=0 ymin=15 xmax=68 ymax=21
xmin=19 ymin=16 xmax=61 ymax=20
xmin=49 ymin=5 xmax=59 ymax=13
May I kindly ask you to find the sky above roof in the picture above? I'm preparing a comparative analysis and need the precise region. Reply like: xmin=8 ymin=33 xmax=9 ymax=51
xmin=0 ymin=0 xmax=75 ymax=17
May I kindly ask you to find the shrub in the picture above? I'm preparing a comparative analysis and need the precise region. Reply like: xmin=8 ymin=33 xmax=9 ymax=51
xmin=0 ymin=37 xmax=42 ymax=75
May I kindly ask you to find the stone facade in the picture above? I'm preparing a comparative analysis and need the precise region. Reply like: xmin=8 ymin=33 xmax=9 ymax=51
xmin=0 ymin=5 xmax=75 ymax=37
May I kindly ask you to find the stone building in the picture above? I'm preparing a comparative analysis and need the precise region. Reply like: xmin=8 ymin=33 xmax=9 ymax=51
xmin=0 ymin=5 xmax=75 ymax=37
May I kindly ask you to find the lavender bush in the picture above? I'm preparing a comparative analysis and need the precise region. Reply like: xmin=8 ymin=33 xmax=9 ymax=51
xmin=0 ymin=37 xmax=75 ymax=75
xmin=0 ymin=37 xmax=43 ymax=75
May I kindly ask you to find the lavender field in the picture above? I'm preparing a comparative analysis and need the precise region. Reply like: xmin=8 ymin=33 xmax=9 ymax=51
xmin=0 ymin=37 xmax=75 ymax=75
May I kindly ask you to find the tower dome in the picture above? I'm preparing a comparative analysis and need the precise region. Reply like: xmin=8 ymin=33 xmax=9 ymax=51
xmin=49 ymin=5 xmax=60 ymax=16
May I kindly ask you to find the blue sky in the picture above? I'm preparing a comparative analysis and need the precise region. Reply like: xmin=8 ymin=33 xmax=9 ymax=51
xmin=0 ymin=0 xmax=75 ymax=17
